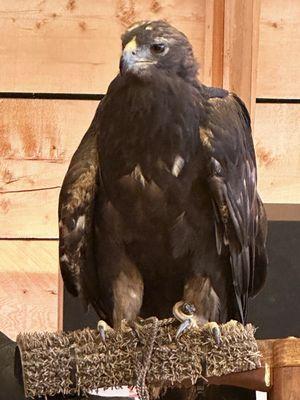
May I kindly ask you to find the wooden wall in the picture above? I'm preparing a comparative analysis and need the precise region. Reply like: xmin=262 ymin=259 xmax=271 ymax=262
xmin=0 ymin=0 xmax=299 ymax=339
xmin=254 ymin=0 xmax=300 ymax=205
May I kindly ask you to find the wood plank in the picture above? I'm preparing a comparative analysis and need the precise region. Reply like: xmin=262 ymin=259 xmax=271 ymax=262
xmin=0 ymin=240 xmax=59 ymax=340
xmin=273 ymin=338 xmax=300 ymax=368
xmin=0 ymin=0 xmax=207 ymax=94
xmin=203 ymin=0 xmax=225 ymax=88
xmin=223 ymin=0 xmax=261 ymax=117
xmin=250 ymin=0 xmax=261 ymax=121
xmin=254 ymin=103 xmax=300 ymax=204
xmin=270 ymin=338 xmax=300 ymax=399
xmin=270 ymin=366 xmax=300 ymax=400
xmin=265 ymin=204 xmax=300 ymax=222
xmin=0 ymin=99 xmax=98 ymax=238
xmin=208 ymin=365 xmax=270 ymax=392
xmin=211 ymin=0 xmax=225 ymax=89
xmin=257 ymin=0 xmax=300 ymax=99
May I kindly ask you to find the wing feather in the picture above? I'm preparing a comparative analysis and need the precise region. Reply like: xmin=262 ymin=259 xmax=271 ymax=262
xmin=204 ymin=92 xmax=267 ymax=322
xmin=58 ymin=106 xmax=103 ymax=311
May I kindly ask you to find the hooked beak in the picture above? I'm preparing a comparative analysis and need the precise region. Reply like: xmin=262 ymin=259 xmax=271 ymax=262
xmin=119 ymin=36 xmax=156 ymax=75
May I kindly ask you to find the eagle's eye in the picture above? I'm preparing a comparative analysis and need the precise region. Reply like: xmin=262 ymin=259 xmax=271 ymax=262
xmin=150 ymin=43 xmax=166 ymax=54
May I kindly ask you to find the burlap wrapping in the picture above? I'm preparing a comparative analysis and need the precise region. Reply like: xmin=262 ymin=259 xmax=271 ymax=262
xmin=16 ymin=319 xmax=261 ymax=398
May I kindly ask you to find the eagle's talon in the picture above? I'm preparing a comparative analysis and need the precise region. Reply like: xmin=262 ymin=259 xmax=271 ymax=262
xmin=99 ymin=326 xmax=106 ymax=343
xmin=176 ymin=318 xmax=193 ymax=339
xmin=173 ymin=301 xmax=198 ymax=339
xmin=203 ymin=322 xmax=222 ymax=346
xmin=97 ymin=320 xmax=112 ymax=343
xmin=212 ymin=326 xmax=222 ymax=346
xmin=128 ymin=320 xmax=143 ymax=341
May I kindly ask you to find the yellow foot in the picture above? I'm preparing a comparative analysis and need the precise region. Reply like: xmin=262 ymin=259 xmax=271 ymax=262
xmin=202 ymin=321 xmax=222 ymax=346
xmin=173 ymin=301 xmax=199 ymax=339
xmin=97 ymin=320 xmax=113 ymax=343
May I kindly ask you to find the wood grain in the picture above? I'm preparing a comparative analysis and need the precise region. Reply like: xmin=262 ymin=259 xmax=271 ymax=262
xmin=0 ymin=99 xmax=98 ymax=238
xmin=270 ymin=366 xmax=300 ymax=400
xmin=273 ymin=338 xmax=300 ymax=368
xmin=258 ymin=339 xmax=275 ymax=367
xmin=203 ymin=0 xmax=225 ymax=88
xmin=223 ymin=0 xmax=261 ymax=117
xmin=257 ymin=0 xmax=300 ymax=99
xmin=254 ymin=103 xmax=300 ymax=204
xmin=0 ymin=240 xmax=59 ymax=340
xmin=0 ymin=0 xmax=207 ymax=94
xmin=207 ymin=366 xmax=271 ymax=392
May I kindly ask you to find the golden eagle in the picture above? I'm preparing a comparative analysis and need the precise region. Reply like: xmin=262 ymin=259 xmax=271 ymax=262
xmin=59 ymin=20 xmax=268 ymax=400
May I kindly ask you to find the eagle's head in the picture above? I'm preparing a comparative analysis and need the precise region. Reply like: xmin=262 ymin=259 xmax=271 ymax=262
xmin=120 ymin=20 xmax=198 ymax=82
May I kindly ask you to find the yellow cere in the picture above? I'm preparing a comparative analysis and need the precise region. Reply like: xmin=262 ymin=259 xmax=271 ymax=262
xmin=124 ymin=36 xmax=137 ymax=52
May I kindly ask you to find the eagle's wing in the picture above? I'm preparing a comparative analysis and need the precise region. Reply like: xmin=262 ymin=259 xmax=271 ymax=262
xmin=203 ymin=92 xmax=267 ymax=322
xmin=58 ymin=105 xmax=105 ymax=316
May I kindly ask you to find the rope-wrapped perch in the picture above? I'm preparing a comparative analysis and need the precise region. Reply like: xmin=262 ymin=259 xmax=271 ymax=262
xmin=16 ymin=318 xmax=261 ymax=398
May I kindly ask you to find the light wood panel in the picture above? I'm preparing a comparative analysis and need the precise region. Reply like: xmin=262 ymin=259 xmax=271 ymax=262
xmin=257 ymin=0 xmax=300 ymax=99
xmin=223 ymin=0 xmax=261 ymax=116
xmin=270 ymin=338 xmax=300 ymax=399
xmin=265 ymin=204 xmax=300 ymax=222
xmin=0 ymin=240 xmax=59 ymax=340
xmin=0 ymin=99 xmax=98 ymax=238
xmin=203 ymin=0 xmax=225 ymax=88
xmin=254 ymin=103 xmax=300 ymax=204
xmin=0 ymin=0 xmax=207 ymax=94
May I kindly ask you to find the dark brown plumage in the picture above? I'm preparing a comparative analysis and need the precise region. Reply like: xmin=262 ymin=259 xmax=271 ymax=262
xmin=59 ymin=20 xmax=267 ymax=400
